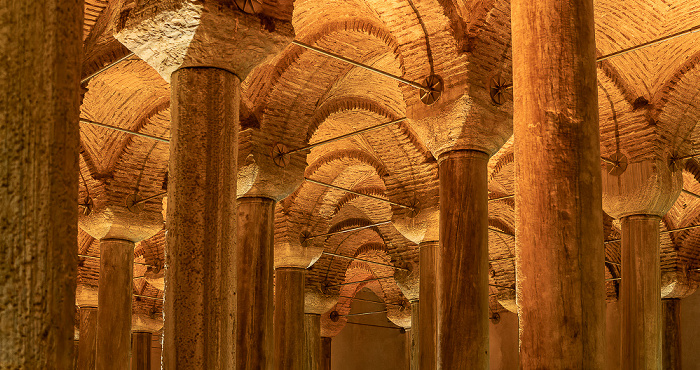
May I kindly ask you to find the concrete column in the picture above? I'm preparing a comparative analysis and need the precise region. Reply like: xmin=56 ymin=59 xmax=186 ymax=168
xmin=437 ymin=150 xmax=489 ymax=369
xmin=512 ymin=0 xmax=604 ymax=366
xmin=132 ymin=332 xmax=153 ymax=370
xmin=96 ymin=239 xmax=135 ymax=370
xmin=304 ymin=314 xmax=322 ymax=370
xmin=78 ymin=307 xmax=98 ymax=370
xmin=274 ymin=268 xmax=306 ymax=370
xmin=662 ymin=299 xmax=681 ymax=370
xmin=321 ymin=337 xmax=332 ymax=370
xmin=164 ymin=67 xmax=239 ymax=369
xmin=621 ymin=215 xmax=662 ymax=369
xmin=0 ymin=1 xmax=81 ymax=368
xmin=237 ymin=197 xmax=275 ymax=370
xmin=419 ymin=242 xmax=438 ymax=370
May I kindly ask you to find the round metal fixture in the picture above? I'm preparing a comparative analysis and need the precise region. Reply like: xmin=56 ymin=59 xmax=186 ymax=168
xmin=407 ymin=198 xmax=421 ymax=218
xmin=490 ymin=312 xmax=501 ymax=324
xmin=330 ymin=310 xmax=340 ymax=322
xmin=419 ymin=74 xmax=444 ymax=105
xmin=271 ymin=143 xmax=289 ymax=168
xmin=299 ymin=230 xmax=312 ymax=248
xmin=81 ymin=196 xmax=94 ymax=216
xmin=606 ymin=152 xmax=628 ymax=176
xmin=489 ymin=75 xmax=510 ymax=105
xmin=125 ymin=194 xmax=144 ymax=214
xmin=234 ymin=0 xmax=263 ymax=14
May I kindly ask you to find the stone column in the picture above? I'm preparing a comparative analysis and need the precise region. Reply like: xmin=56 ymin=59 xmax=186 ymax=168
xmin=78 ymin=307 xmax=98 ymax=369
xmin=0 ymin=2 xmax=82 ymax=368
xmin=132 ymin=332 xmax=153 ymax=370
xmin=76 ymin=285 xmax=99 ymax=370
xmin=165 ymin=67 xmax=239 ymax=369
xmin=437 ymin=150 xmax=489 ymax=369
xmin=409 ymin=301 xmax=419 ymax=370
xmin=662 ymin=299 xmax=681 ymax=370
xmin=304 ymin=314 xmax=322 ymax=370
xmin=602 ymin=159 xmax=680 ymax=370
xmin=394 ymin=259 xmax=421 ymax=370
xmin=512 ymin=0 xmax=605 ymax=367
xmin=274 ymin=268 xmax=306 ymax=370
xmin=304 ymin=286 xmax=338 ymax=370
xmin=321 ymin=338 xmax=332 ymax=370
xmin=96 ymin=239 xmax=135 ymax=370
xmin=237 ymin=197 xmax=275 ymax=370
xmin=132 ymin=313 xmax=164 ymax=370
xmin=621 ymin=215 xmax=662 ymax=369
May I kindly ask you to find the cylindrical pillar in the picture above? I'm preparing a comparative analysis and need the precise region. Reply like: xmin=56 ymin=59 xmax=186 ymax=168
xmin=621 ymin=215 xmax=662 ymax=369
xmin=0 ymin=2 xmax=81 ymax=368
xmin=409 ymin=301 xmax=419 ymax=370
xmin=78 ymin=307 xmax=98 ymax=370
xmin=662 ymin=298 xmax=681 ymax=370
xmin=237 ymin=197 xmax=275 ymax=370
xmin=437 ymin=150 xmax=489 ymax=369
xmin=132 ymin=332 xmax=153 ymax=370
xmin=304 ymin=314 xmax=322 ymax=370
xmin=512 ymin=0 xmax=604 ymax=366
xmin=321 ymin=337 xmax=332 ymax=370
xmin=274 ymin=267 xmax=306 ymax=370
xmin=164 ymin=67 xmax=239 ymax=369
xmin=96 ymin=239 xmax=135 ymax=370
xmin=419 ymin=241 xmax=438 ymax=370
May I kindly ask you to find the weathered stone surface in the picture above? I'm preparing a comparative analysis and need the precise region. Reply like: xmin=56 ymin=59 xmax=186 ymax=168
xmin=116 ymin=1 xmax=294 ymax=82
xmin=76 ymin=284 xmax=99 ymax=308
xmin=237 ymin=129 xmax=306 ymax=201
xmin=394 ymin=261 xmax=419 ymax=302
xmin=661 ymin=269 xmax=699 ymax=299
xmin=96 ymin=239 xmax=135 ymax=370
xmin=391 ymin=204 xmax=438 ymax=245
xmin=0 ymin=2 xmax=82 ymax=369
xmin=164 ymin=67 xmax=238 ymax=369
xmin=387 ymin=305 xmax=412 ymax=329
xmin=131 ymin=331 xmax=153 ymax=370
xmin=275 ymin=230 xmax=324 ymax=269
xmin=512 ymin=0 xmax=605 ymax=368
xmin=78 ymin=307 xmax=98 ymax=370
xmin=236 ymin=197 xmax=275 ymax=370
xmin=274 ymin=267 xmax=306 ymax=370
xmin=132 ymin=313 xmax=164 ymax=333
xmin=305 ymin=285 xmax=339 ymax=315
xmin=602 ymin=159 xmax=682 ymax=219
xmin=78 ymin=186 xmax=164 ymax=242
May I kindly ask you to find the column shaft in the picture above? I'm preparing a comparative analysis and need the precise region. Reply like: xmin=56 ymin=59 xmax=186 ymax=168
xmin=78 ymin=307 xmax=98 ymax=370
xmin=512 ymin=0 xmax=604 ymax=366
xmin=662 ymin=299 xmax=681 ymax=370
xmin=96 ymin=239 xmax=135 ymax=370
xmin=321 ymin=337 xmax=332 ymax=370
xmin=419 ymin=241 xmax=438 ymax=370
xmin=237 ymin=197 xmax=275 ymax=370
xmin=0 ymin=1 xmax=81 ymax=368
xmin=409 ymin=301 xmax=419 ymax=370
xmin=621 ymin=215 xmax=662 ymax=369
xmin=304 ymin=314 xmax=322 ymax=370
xmin=132 ymin=332 xmax=153 ymax=370
xmin=165 ymin=67 xmax=239 ymax=369
xmin=274 ymin=268 xmax=306 ymax=370
xmin=438 ymin=150 xmax=489 ymax=369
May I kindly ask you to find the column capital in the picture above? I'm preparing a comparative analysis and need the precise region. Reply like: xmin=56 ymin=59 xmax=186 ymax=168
xmin=115 ymin=1 xmax=294 ymax=82
xmin=132 ymin=313 xmax=164 ymax=334
xmin=275 ymin=240 xmax=323 ymax=269
xmin=76 ymin=284 xmax=99 ymax=308
xmin=304 ymin=285 xmax=338 ymax=315
xmin=602 ymin=158 xmax=682 ymax=219
xmin=406 ymin=91 xmax=512 ymax=158
xmin=394 ymin=261 xmax=419 ymax=302
xmin=78 ymin=182 xmax=163 ymax=242
xmin=237 ymin=129 xmax=306 ymax=201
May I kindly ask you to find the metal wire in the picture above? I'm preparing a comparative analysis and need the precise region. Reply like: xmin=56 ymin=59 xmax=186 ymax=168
xmin=322 ymin=251 xmax=409 ymax=271
xmin=81 ymin=52 xmax=136 ymax=85
xmin=133 ymin=191 xmax=168 ymax=206
xmin=78 ymin=254 xmax=156 ymax=268
xmin=305 ymin=178 xmax=414 ymax=210
xmin=338 ymin=295 xmax=405 ymax=307
xmin=682 ymin=189 xmax=700 ymax=199
xmin=285 ymin=118 xmax=407 ymax=155
xmin=80 ymin=118 xmax=169 ymax=143
xmin=326 ymin=276 xmax=394 ymax=288
xmin=292 ymin=41 xmax=431 ymax=91
xmin=305 ymin=221 xmax=392 ymax=241
xmin=341 ymin=309 xmax=388 ymax=318
xmin=597 ymin=24 xmax=700 ymax=62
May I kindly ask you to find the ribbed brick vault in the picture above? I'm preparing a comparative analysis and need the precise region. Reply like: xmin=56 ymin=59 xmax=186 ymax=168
xmin=77 ymin=0 xmax=700 ymax=338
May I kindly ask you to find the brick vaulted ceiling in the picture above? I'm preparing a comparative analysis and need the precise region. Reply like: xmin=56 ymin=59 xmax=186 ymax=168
xmin=77 ymin=0 xmax=700 ymax=334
